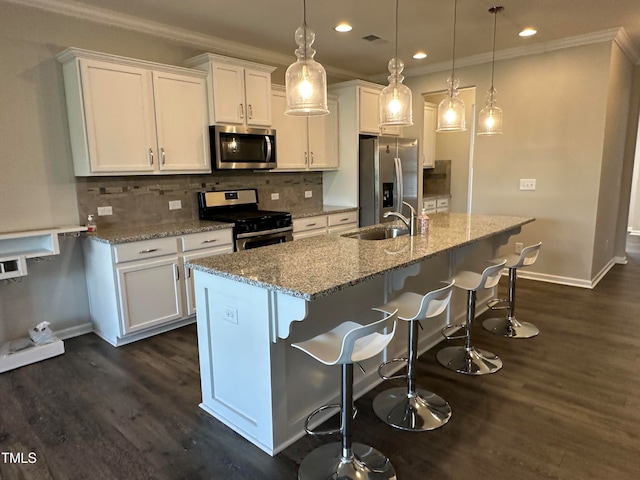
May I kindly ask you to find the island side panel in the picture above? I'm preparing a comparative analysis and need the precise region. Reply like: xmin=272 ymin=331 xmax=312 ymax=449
xmin=194 ymin=271 xmax=298 ymax=455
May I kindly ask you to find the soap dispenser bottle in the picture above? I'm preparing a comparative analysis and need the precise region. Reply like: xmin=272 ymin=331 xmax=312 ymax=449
xmin=417 ymin=208 xmax=430 ymax=234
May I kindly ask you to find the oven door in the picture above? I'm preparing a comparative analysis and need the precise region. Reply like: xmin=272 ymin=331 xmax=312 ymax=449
xmin=236 ymin=228 xmax=293 ymax=251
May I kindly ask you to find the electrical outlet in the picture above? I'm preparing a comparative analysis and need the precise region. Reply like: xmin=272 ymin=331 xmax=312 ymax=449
xmin=304 ymin=190 xmax=313 ymax=198
xmin=169 ymin=200 xmax=182 ymax=210
xmin=520 ymin=179 xmax=536 ymax=191
xmin=515 ymin=242 xmax=523 ymax=254
xmin=97 ymin=206 xmax=112 ymax=216
xmin=222 ymin=306 xmax=238 ymax=324
xmin=271 ymin=193 xmax=279 ymax=200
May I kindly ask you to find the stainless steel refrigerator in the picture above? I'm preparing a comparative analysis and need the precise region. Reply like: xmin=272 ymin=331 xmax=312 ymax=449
xmin=358 ymin=135 xmax=419 ymax=227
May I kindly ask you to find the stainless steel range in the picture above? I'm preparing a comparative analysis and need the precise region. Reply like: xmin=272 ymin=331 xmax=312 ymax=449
xmin=197 ymin=189 xmax=293 ymax=251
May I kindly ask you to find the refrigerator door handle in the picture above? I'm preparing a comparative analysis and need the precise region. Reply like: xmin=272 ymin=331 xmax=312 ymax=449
xmin=394 ymin=156 xmax=404 ymax=212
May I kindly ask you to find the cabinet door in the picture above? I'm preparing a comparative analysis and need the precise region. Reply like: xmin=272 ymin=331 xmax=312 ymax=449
xmin=183 ymin=245 xmax=233 ymax=316
xmin=422 ymin=102 xmax=437 ymax=168
xmin=79 ymin=59 xmax=156 ymax=173
xmin=116 ymin=257 xmax=183 ymax=334
xmin=153 ymin=71 xmax=210 ymax=173
xmin=271 ymin=89 xmax=309 ymax=170
xmin=359 ymin=87 xmax=381 ymax=135
xmin=308 ymin=98 xmax=339 ymax=170
xmin=211 ymin=63 xmax=245 ymax=124
xmin=244 ymin=69 xmax=272 ymax=126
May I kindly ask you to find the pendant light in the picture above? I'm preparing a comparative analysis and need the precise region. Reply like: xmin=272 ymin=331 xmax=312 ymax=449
xmin=379 ymin=0 xmax=413 ymax=127
xmin=437 ymin=0 xmax=466 ymax=132
xmin=285 ymin=0 xmax=329 ymax=116
xmin=477 ymin=6 xmax=504 ymax=135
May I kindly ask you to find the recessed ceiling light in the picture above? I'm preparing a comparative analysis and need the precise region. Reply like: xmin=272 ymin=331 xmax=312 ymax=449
xmin=519 ymin=28 xmax=537 ymax=37
xmin=335 ymin=23 xmax=352 ymax=33
xmin=413 ymin=52 xmax=427 ymax=59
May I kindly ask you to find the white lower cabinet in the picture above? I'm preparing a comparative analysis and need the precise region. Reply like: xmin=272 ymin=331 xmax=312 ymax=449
xmin=83 ymin=229 xmax=233 ymax=346
xmin=116 ymin=256 xmax=183 ymax=335
xmin=292 ymin=211 xmax=358 ymax=239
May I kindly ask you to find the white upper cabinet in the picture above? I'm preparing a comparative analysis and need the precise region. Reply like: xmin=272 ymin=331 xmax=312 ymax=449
xmin=422 ymin=102 xmax=437 ymax=168
xmin=57 ymin=48 xmax=210 ymax=176
xmin=358 ymin=85 xmax=401 ymax=137
xmin=186 ymin=53 xmax=275 ymax=127
xmin=270 ymin=86 xmax=339 ymax=171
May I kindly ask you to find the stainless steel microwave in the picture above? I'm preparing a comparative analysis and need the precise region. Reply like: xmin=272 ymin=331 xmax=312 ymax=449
xmin=210 ymin=125 xmax=276 ymax=170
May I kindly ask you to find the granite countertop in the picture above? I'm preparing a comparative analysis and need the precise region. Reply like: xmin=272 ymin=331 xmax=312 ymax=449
xmin=188 ymin=213 xmax=534 ymax=301
xmin=289 ymin=205 xmax=358 ymax=219
xmin=84 ymin=220 xmax=233 ymax=244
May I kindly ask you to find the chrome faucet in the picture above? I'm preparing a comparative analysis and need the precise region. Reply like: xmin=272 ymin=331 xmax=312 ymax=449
xmin=383 ymin=201 xmax=417 ymax=235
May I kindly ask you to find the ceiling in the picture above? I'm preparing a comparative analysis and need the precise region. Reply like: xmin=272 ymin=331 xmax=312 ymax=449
xmin=14 ymin=0 xmax=640 ymax=78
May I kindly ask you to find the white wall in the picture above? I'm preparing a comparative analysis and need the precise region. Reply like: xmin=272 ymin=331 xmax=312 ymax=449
xmin=625 ymin=65 xmax=640 ymax=236
xmin=404 ymin=40 xmax=634 ymax=286
xmin=0 ymin=2 xmax=202 ymax=343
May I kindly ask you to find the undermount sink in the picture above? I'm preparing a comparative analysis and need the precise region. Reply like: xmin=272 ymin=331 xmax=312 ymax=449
xmin=343 ymin=226 xmax=410 ymax=241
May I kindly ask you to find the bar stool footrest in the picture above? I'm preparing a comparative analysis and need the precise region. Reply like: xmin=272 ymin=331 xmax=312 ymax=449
xmin=441 ymin=324 xmax=466 ymax=340
xmin=378 ymin=357 xmax=408 ymax=380
xmin=304 ymin=403 xmax=357 ymax=436
xmin=487 ymin=298 xmax=509 ymax=310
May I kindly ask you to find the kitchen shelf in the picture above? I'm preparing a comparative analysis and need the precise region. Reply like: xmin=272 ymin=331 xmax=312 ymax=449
xmin=0 ymin=226 xmax=87 ymax=280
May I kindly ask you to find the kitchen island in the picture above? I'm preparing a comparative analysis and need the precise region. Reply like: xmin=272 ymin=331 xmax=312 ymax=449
xmin=188 ymin=213 xmax=534 ymax=455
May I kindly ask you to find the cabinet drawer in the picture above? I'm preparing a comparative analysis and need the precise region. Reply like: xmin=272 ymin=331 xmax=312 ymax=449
xmin=436 ymin=198 xmax=449 ymax=208
xmin=293 ymin=215 xmax=327 ymax=233
xmin=327 ymin=211 xmax=358 ymax=227
xmin=423 ymin=199 xmax=437 ymax=210
xmin=113 ymin=238 xmax=178 ymax=264
xmin=181 ymin=229 xmax=233 ymax=252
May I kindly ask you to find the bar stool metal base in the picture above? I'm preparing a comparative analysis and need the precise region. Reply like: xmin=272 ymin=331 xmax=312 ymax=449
xmin=373 ymin=387 xmax=451 ymax=431
xmin=298 ymin=442 xmax=397 ymax=480
xmin=482 ymin=316 xmax=539 ymax=338
xmin=436 ymin=346 xmax=503 ymax=375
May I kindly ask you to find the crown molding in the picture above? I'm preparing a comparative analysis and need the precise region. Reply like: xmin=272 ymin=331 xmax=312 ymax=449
xmin=370 ymin=27 xmax=634 ymax=82
xmin=5 ymin=0 xmax=362 ymax=80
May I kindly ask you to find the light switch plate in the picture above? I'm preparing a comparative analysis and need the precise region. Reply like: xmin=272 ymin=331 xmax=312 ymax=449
xmin=271 ymin=193 xmax=279 ymax=200
xmin=304 ymin=190 xmax=312 ymax=198
xmin=222 ymin=305 xmax=238 ymax=324
xmin=169 ymin=200 xmax=182 ymax=210
xmin=520 ymin=179 xmax=536 ymax=191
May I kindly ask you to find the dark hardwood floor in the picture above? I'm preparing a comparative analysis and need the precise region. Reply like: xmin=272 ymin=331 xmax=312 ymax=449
xmin=2 ymin=236 xmax=639 ymax=479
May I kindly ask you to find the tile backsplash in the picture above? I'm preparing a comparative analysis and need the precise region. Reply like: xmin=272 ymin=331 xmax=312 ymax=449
xmin=76 ymin=171 xmax=323 ymax=229
xmin=423 ymin=160 xmax=451 ymax=196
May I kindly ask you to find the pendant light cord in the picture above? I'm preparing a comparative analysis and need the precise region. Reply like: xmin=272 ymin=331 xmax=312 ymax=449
xmin=450 ymin=0 xmax=458 ymax=82
xmin=395 ymin=0 xmax=399 ymax=61
xmin=490 ymin=8 xmax=497 ymax=89
xmin=303 ymin=0 xmax=308 ymax=62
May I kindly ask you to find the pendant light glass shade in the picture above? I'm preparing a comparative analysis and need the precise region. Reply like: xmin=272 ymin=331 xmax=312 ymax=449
xmin=380 ymin=58 xmax=413 ymax=126
xmin=436 ymin=0 xmax=466 ymax=132
xmin=437 ymin=76 xmax=466 ymax=132
xmin=285 ymin=1 xmax=329 ymax=116
xmin=477 ymin=6 xmax=504 ymax=135
xmin=379 ymin=0 xmax=413 ymax=127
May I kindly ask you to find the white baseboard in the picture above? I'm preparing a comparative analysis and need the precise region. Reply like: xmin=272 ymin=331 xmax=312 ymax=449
xmin=515 ymin=257 xmax=618 ymax=290
xmin=55 ymin=322 xmax=93 ymax=340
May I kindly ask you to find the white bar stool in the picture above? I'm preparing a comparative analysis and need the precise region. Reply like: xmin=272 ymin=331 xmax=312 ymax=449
xmin=437 ymin=260 xmax=507 ymax=375
xmin=483 ymin=242 xmax=542 ymax=338
xmin=292 ymin=310 xmax=399 ymax=480
xmin=373 ymin=281 xmax=455 ymax=431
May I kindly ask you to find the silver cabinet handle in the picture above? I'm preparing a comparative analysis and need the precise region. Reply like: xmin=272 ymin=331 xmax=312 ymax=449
xmin=139 ymin=248 xmax=158 ymax=254
xmin=175 ymin=263 xmax=179 ymax=280
xmin=340 ymin=218 xmax=349 ymax=222
xmin=306 ymin=223 xmax=317 ymax=227
xmin=161 ymin=147 xmax=165 ymax=165
xmin=148 ymin=148 xmax=154 ymax=165
xmin=310 ymin=152 xmax=314 ymax=164
xmin=248 ymin=104 xmax=253 ymax=119
xmin=201 ymin=239 xmax=218 ymax=244
xmin=186 ymin=266 xmax=192 ymax=279
xmin=304 ymin=151 xmax=308 ymax=164
xmin=239 ymin=104 xmax=244 ymax=119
